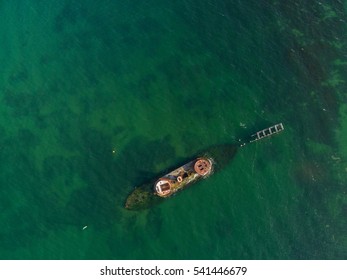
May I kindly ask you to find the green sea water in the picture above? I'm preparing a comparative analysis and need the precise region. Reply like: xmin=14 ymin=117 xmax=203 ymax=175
xmin=0 ymin=0 xmax=346 ymax=259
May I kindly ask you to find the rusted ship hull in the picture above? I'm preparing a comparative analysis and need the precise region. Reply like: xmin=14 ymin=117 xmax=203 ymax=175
xmin=125 ymin=144 xmax=237 ymax=210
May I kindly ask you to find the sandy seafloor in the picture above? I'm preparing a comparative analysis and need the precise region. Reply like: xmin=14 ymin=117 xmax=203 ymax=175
xmin=0 ymin=0 xmax=346 ymax=259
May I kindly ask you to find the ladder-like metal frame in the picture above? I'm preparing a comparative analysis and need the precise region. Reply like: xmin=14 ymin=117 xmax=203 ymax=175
xmin=249 ymin=123 xmax=284 ymax=143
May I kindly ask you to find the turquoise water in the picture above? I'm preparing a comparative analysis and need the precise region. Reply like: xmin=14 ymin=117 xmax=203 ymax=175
xmin=0 ymin=0 xmax=346 ymax=259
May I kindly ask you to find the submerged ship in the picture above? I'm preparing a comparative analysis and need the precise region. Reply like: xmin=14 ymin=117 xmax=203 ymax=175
xmin=125 ymin=123 xmax=284 ymax=210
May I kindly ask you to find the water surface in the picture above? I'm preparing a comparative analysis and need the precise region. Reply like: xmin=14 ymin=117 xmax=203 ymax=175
xmin=0 ymin=0 xmax=346 ymax=259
